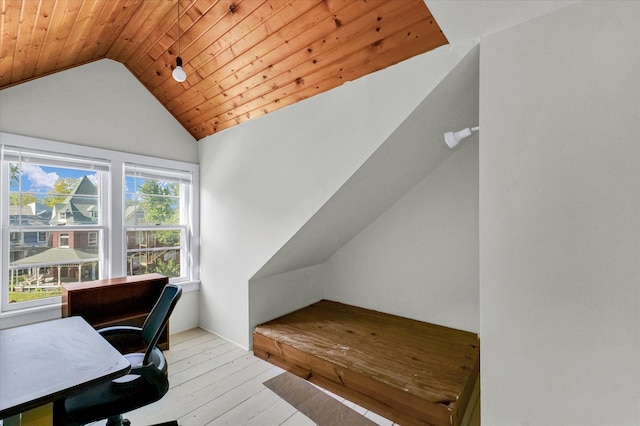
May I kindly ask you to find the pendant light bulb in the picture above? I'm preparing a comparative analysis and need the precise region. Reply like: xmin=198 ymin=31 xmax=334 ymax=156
xmin=172 ymin=1 xmax=186 ymax=83
xmin=173 ymin=56 xmax=186 ymax=82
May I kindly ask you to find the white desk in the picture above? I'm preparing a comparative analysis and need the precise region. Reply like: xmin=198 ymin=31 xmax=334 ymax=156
xmin=0 ymin=316 xmax=130 ymax=421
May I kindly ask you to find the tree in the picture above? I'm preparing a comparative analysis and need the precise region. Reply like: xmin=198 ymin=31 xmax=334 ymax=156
xmin=9 ymin=164 xmax=38 ymax=205
xmin=138 ymin=179 xmax=180 ymax=247
xmin=148 ymin=258 xmax=180 ymax=278
xmin=9 ymin=163 xmax=20 ymax=187
xmin=43 ymin=178 xmax=78 ymax=207
xmin=139 ymin=180 xmax=179 ymax=225
xmin=9 ymin=193 xmax=38 ymax=206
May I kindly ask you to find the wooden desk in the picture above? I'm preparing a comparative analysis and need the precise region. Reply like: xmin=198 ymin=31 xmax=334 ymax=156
xmin=0 ymin=316 xmax=130 ymax=420
xmin=62 ymin=274 xmax=170 ymax=351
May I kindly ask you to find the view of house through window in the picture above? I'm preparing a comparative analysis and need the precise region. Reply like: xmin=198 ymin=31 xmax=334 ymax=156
xmin=124 ymin=166 xmax=189 ymax=280
xmin=5 ymin=153 xmax=103 ymax=305
xmin=2 ymin=138 xmax=198 ymax=313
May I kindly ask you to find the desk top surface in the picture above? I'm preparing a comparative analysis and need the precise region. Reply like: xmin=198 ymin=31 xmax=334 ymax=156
xmin=0 ymin=316 xmax=130 ymax=418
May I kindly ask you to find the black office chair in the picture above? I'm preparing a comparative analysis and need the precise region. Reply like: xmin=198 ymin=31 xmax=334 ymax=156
xmin=54 ymin=283 xmax=182 ymax=426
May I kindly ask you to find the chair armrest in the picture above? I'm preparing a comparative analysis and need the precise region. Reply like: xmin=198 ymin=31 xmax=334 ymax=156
xmin=98 ymin=325 xmax=143 ymax=338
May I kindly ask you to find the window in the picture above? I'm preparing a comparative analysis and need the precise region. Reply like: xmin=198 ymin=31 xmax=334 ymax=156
xmin=2 ymin=146 xmax=105 ymax=309
xmin=2 ymin=133 xmax=199 ymax=313
xmin=88 ymin=232 xmax=98 ymax=247
xmin=124 ymin=165 xmax=193 ymax=281
xmin=58 ymin=233 xmax=70 ymax=248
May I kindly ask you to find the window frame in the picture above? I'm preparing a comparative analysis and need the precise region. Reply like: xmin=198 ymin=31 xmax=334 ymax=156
xmin=123 ymin=164 xmax=193 ymax=282
xmin=1 ymin=132 xmax=200 ymax=315
xmin=88 ymin=231 xmax=98 ymax=247
xmin=58 ymin=233 xmax=70 ymax=248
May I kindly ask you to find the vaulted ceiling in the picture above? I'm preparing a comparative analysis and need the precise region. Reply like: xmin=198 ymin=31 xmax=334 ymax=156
xmin=0 ymin=0 xmax=447 ymax=140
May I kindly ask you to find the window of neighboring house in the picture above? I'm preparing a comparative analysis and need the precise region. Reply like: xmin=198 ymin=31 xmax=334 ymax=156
xmin=88 ymin=232 xmax=98 ymax=247
xmin=124 ymin=165 xmax=194 ymax=283
xmin=86 ymin=205 xmax=98 ymax=220
xmin=1 ymin=133 xmax=199 ymax=314
xmin=59 ymin=233 xmax=70 ymax=248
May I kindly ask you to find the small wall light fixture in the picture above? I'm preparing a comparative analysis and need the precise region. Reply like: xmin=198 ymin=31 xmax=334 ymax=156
xmin=444 ymin=126 xmax=479 ymax=148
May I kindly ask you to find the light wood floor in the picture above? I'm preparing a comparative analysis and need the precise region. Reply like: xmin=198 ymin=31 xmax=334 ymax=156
xmin=91 ymin=327 xmax=398 ymax=426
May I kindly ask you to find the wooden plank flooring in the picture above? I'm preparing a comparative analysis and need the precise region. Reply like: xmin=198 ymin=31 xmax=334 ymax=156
xmin=89 ymin=327 xmax=399 ymax=426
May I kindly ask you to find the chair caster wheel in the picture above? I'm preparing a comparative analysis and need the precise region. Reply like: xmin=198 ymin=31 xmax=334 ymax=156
xmin=123 ymin=420 xmax=131 ymax=426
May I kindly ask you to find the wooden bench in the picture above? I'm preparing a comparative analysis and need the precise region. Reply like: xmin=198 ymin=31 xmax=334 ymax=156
xmin=253 ymin=300 xmax=479 ymax=426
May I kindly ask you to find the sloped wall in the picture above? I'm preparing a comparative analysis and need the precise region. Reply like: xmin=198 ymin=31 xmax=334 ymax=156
xmin=199 ymin=44 xmax=476 ymax=349
xmin=322 ymin=140 xmax=478 ymax=333
xmin=248 ymin=46 xmax=479 ymax=335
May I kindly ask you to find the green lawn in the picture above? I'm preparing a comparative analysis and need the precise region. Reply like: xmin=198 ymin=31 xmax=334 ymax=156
xmin=9 ymin=290 xmax=61 ymax=303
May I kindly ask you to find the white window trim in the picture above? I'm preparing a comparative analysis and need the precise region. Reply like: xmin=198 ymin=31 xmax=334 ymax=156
xmin=1 ymin=132 xmax=200 ymax=317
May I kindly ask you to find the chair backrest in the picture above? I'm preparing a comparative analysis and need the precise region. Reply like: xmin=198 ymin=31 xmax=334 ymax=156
xmin=141 ymin=283 xmax=182 ymax=365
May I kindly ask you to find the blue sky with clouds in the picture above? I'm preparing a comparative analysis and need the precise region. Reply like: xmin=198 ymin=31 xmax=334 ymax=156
xmin=11 ymin=163 xmax=98 ymax=194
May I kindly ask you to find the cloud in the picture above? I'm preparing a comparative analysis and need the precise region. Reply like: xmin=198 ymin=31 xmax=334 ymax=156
xmin=21 ymin=163 xmax=59 ymax=190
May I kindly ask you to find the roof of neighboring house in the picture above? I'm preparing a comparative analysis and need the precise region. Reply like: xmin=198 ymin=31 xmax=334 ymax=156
xmin=10 ymin=248 xmax=99 ymax=266
xmin=63 ymin=176 xmax=97 ymax=202
xmin=9 ymin=205 xmax=33 ymax=215
xmin=124 ymin=204 xmax=147 ymax=226
xmin=9 ymin=202 xmax=52 ymax=217
xmin=9 ymin=215 xmax=51 ymax=227
xmin=50 ymin=176 xmax=98 ymax=225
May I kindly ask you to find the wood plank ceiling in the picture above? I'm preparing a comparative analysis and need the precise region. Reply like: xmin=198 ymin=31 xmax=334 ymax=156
xmin=0 ymin=0 xmax=448 ymax=140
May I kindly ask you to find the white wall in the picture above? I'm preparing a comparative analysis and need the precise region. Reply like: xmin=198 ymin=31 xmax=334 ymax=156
xmin=480 ymin=2 xmax=640 ymax=425
xmin=249 ymin=264 xmax=324 ymax=331
xmin=198 ymin=44 xmax=475 ymax=349
xmin=0 ymin=59 xmax=198 ymax=164
xmin=0 ymin=60 xmax=200 ymax=331
xmin=323 ymin=140 xmax=478 ymax=333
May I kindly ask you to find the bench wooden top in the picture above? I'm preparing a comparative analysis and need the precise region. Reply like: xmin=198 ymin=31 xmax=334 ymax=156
xmin=254 ymin=300 xmax=479 ymax=407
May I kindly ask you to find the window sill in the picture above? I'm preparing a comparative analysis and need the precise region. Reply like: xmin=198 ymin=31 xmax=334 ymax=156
xmin=173 ymin=279 xmax=200 ymax=293
xmin=0 ymin=280 xmax=199 ymax=330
